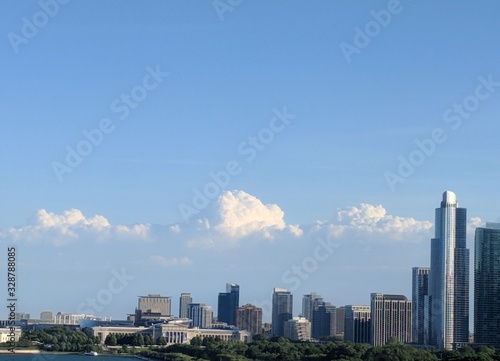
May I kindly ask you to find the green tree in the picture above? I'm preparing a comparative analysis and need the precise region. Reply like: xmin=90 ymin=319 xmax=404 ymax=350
xmin=105 ymin=334 xmax=117 ymax=346
xmin=157 ymin=335 xmax=167 ymax=346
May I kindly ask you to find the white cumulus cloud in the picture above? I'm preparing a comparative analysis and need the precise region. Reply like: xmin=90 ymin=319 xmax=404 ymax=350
xmin=184 ymin=190 xmax=302 ymax=247
xmin=1 ymin=209 xmax=151 ymax=246
xmin=308 ymin=203 xmax=433 ymax=244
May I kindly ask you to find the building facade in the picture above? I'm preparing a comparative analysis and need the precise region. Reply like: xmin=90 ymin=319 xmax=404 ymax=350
xmin=474 ymin=223 xmax=500 ymax=348
xmin=179 ymin=293 xmax=192 ymax=319
xmin=429 ymin=191 xmax=469 ymax=350
xmin=188 ymin=303 xmax=213 ymax=328
xmin=312 ymin=300 xmax=336 ymax=339
xmin=371 ymin=293 xmax=412 ymax=347
xmin=344 ymin=305 xmax=371 ymax=344
xmin=302 ymin=293 xmax=321 ymax=321
xmin=335 ymin=306 xmax=346 ymax=339
xmin=235 ymin=304 xmax=262 ymax=335
xmin=217 ymin=283 xmax=239 ymax=326
xmin=138 ymin=294 xmax=172 ymax=316
xmin=284 ymin=317 xmax=311 ymax=341
xmin=412 ymin=267 xmax=430 ymax=345
xmin=272 ymin=288 xmax=293 ymax=337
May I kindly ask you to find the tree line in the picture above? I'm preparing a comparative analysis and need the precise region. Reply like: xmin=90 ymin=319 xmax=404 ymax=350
xmin=140 ymin=335 xmax=500 ymax=361
xmin=17 ymin=326 xmax=100 ymax=352
xmin=10 ymin=327 xmax=500 ymax=360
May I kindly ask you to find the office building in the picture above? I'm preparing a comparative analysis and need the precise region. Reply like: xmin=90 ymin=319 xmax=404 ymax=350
xmin=429 ymin=191 xmax=469 ymax=350
xmin=284 ymin=317 xmax=311 ymax=341
xmin=235 ymin=304 xmax=262 ymax=335
xmin=137 ymin=294 xmax=171 ymax=316
xmin=312 ymin=300 xmax=336 ymax=339
xmin=474 ymin=223 xmax=500 ymax=348
xmin=179 ymin=293 xmax=192 ymax=319
xmin=218 ymin=283 xmax=240 ymax=326
xmin=336 ymin=306 xmax=345 ymax=338
xmin=412 ymin=267 xmax=430 ymax=345
xmin=188 ymin=303 xmax=213 ymax=328
xmin=344 ymin=305 xmax=371 ymax=344
xmin=302 ymin=293 xmax=321 ymax=321
xmin=371 ymin=293 xmax=412 ymax=346
xmin=272 ymin=288 xmax=293 ymax=337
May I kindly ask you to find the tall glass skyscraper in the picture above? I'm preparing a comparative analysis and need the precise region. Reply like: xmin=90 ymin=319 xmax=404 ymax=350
xmin=429 ymin=191 xmax=469 ymax=350
xmin=217 ymin=283 xmax=240 ymax=326
xmin=474 ymin=223 xmax=500 ymax=347
xmin=412 ymin=267 xmax=430 ymax=345
xmin=272 ymin=288 xmax=293 ymax=336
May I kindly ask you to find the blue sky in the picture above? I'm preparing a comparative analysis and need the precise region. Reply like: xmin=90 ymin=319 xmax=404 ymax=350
xmin=1 ymin=1 xmax=500 ymax=322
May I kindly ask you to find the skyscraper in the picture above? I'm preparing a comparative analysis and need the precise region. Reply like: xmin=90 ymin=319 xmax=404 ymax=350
xmin=371 ymin=293 xmax=412 ymax=346
xmin=302 ymin=293 xmax=321 ymax=321
xmin=188 ymin=303 xmax=213 ymax=328
xmin=344 ymin=305 xmax=371 ymax=344
xmin=412 ymin=267 xmax=430 ymax=345
xmin=312 ymin=300 xmax=336 ymax=339
xmin=474 ymin=223 xmax=500 ymax=348
xmin=335 ymin=306 xmax=346 ymax=338
xmin=236 ymin=304 xmax=263 ymax=335
xmin=137 ymin=294 xmax=172 ymax=316
xmin=272 ymin=288 xmax=293 ymax=337
xmin=217 ymin=283 xmax=240 ymax=326
xmin=179 ymin=293 xmax=192 ymax=319
xmin=429 ymin=191 xmax=469 ymax=350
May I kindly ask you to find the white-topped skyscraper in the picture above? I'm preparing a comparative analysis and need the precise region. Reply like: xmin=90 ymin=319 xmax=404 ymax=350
xmin=429 ymin=191 xmax=469 ymax=350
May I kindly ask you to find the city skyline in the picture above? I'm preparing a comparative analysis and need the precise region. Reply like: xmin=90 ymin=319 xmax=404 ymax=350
xmin=1 ymin=1 xmax=500 ymax=327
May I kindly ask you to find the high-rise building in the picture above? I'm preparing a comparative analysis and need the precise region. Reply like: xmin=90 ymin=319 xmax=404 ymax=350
xmin=344 ymin=305 xmax=371 ymax=344
xmin=335 ymin=306 xmax=346 ymax=338
xmin=218 ymin=283 xmax=240 ymax=326
xmin=302 ymin=293 xmax=321 ymax=321
xmin=135 ymin=294 xmax=172 ymax=325
xmin=188 ymin=303 xmax=213 ymax=328
xmin=412 ymin=267 xmax=430 ymax=345
xmin=284 ymin=317 xmax=311 ymax=341
xmin=371 ymin=293 xmax=412 ymax=347
xmin=137 ymin=294 xmax=171 ymax=316
xmin=179 ymin=293 xmax=192 ymax=319
xmin=429 ymin=191 xmax=469 ymax=350
xmin=272 ymin=288 xmax=293 ymax=337
xmin=235 ymin=304 xmax=262 ymax=335
xmin=474 ymin=223 xmax=500 ymax=348
xmin=312 ymin=300 xmax=336 ymax=339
